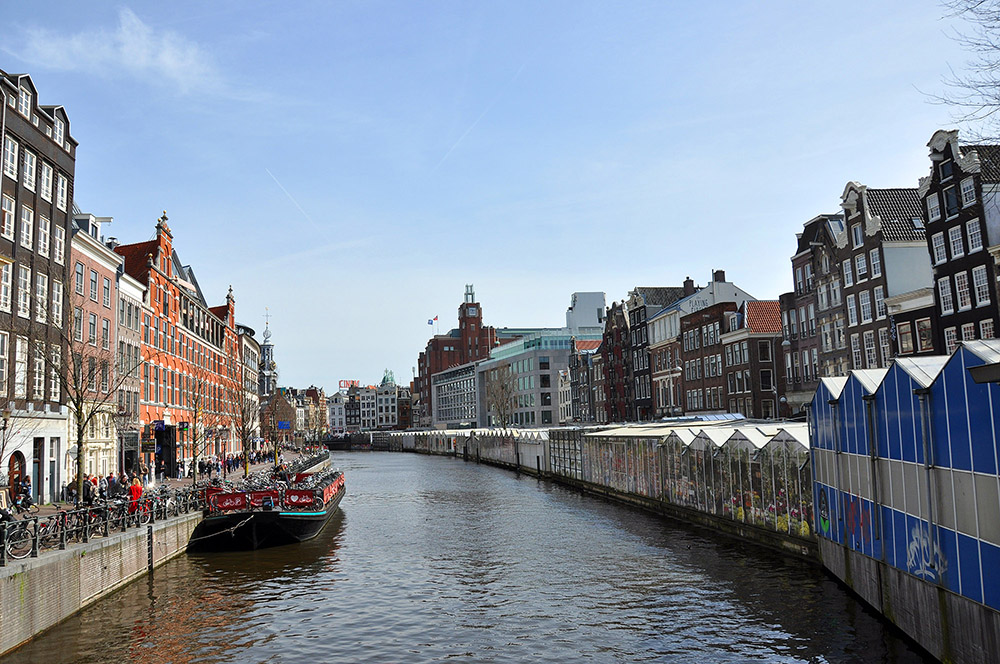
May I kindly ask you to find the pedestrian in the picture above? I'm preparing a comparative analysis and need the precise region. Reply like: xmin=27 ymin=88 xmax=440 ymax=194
xmin=107 ymin=472 xmax=118 ymax=497
xmin=82 ymin=475 xmax=95 ymax=506
xmin=98 ymin=474 xmax=108 ymax=500
xmin=141 ymin=463 xmax=149 ymax=487
xmin=128 ymin=478 xmax=143 ymax=514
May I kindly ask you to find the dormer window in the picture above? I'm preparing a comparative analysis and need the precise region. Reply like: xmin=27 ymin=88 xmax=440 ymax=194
xmin=912 ymin=216 xmax=924 ymax=229
xmin=851 ymin=223 xmax=863 ymax=248
xmin=18 ymin=85 xmax=31 ymax=118
xmin=53 ymin=118 xmax=65 ymax=147
xmin=939 ymin=159 xmax=953 ymax=181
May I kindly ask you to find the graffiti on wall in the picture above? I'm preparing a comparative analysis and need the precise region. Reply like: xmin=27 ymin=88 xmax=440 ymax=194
xmin=906 ymin=525 xmax=947 ymax=581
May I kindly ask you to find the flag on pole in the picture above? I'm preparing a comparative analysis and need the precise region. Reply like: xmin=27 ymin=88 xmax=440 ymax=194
xmin=427 ymin=315 xmax=438 ymax=325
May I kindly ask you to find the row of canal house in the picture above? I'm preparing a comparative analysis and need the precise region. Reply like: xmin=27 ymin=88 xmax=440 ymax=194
xmin=782 ymin=129 xmax=1000 ymax=418
xmin=811 ymin=339 xmax=1000 ymax=663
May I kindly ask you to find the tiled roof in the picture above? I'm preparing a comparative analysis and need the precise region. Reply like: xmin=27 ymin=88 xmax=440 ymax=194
xmin=865 ymin=188 xmax=925 ymax=242
xmin=960 ymin=144 xmax=1000 ymax=182
xmin=744 ymin=301 xmax=782 ymax=334
xmin=209 ymin=305 xmax=228 ymax=323
xmin=114 ymin=240 xmax=158 ymax=284
xmin=574 ymin=339 xmax=601 ymax=352
xmin=629 ymin=286 xmax=687 ymax=308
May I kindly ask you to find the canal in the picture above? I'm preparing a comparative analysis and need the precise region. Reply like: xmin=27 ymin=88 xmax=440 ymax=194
xmin=7 ymin=452 xmax=931 ymax=663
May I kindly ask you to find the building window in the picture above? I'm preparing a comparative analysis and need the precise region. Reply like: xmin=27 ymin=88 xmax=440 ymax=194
xmin=931 ymin=233 xmax=947 ymax=264
xmin=863 ymin=330 xmax=878 ymax=368
xmin=944 ymin=327 xmax=959 ymax=354
xmin=960 ymin=177 xmax=976 ymax=206
xmin=847 ymin=294 xmax=858 ymax=326
xmin=859 ymin=290 xmax=872 ymax=323
xmin=944 ymin=186 xmax=959 ymax=218
xmin=89 ymin=270 xmax=98 ymax=301
xmin=102 ymin=318 xmax=110 ymax=350
xmin=17 ymin=85 xmax=31 ymax=117
xmin=53 ymin=225 xmax=65 ymax=264
xmin=842 ymin=260 xmax=854 ymax=287
xmin=870 ymin=248 xmax=881 ymax=277
xmin=878 ymin=327 xmax=891 ymax=365
xmin=20 ymin=206 xmax=33 ymax=249
xmin=49 ymin=347 xmax=60 ymax=401
xmin=34 ymin=273 xmax=47 ymax=323
xmin=75 ymin=263 xmax=84 ymax=294
xmin=0 ymin=263 xmax=10 ymax=313
xmin=851 ymin=224 xmax=863 ymax=248
xmin=53 ymin=118 xmax=65 ymax=147
xmin=38 ymin=216 xmax=49 ymax=257
xmin=961 ymin=322 xmax=976 ymax=341
xmin=22 ymin=150 xmax=36 ymax=191
xmin=897 ymin=322 xmax=914 ymax=355
xmin=851 ymin=334 xmax=862 ymax=369
xmin=927 ymin=194 xmax=941 ymax=222
xmin=981 ymin=319 xmax=996 ymax=339
xmin=51 ymin=281 xmax=62 ymax=327
xmin=938 ymin=277 xmax=954 ymax=315
xmin=949 ymin=225 xmax=965 ymax=258
xmin=56 ymin=175 xmax=68 ymax=211
xmin=1 ymin=194 xmax=13 ymax=239
xmin=32 ymin=343 xmax=44 ymax=400
xmin=17 ymin=265 xmax=31 ymax=318
xmin=103 ymin=278 xmax=111 ymax=308
xmin=916 ymin=318 xmax=934 ymax=352
xmin=40 ymin=162 xmax=52 ymax=201
xmin=855 ymin=253 xmax=868 ymax=280
xmin=874 ymin=286 xmax=886 ymax=319
xmin=972 ymin=265 xmax=990 ymax=306
xmin=88 ymin=312 xmax=97 ymax=344
xmin=0 ymin=331 xmax=7 ymax=395
xmin=73 ymin=308 xmax=82 ymax=341
xmin=956 ymin=271 xmax=972 ymax=310
xmin=3 ymin=136 xmax=18 ymax=180
xmin=14 ymin=336 xmax=27 ymax=398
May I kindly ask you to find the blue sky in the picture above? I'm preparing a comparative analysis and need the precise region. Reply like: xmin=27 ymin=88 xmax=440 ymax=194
xmin=0 ymin=1 xmax=972 ymax=389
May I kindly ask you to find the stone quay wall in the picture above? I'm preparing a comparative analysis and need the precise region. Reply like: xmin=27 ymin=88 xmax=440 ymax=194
xmin=0 ymin=512 xmax=201 ymax=657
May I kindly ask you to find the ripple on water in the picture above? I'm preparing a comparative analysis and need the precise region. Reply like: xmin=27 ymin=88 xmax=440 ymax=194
xmin=5 ymin=453 xmax=934 ymax=664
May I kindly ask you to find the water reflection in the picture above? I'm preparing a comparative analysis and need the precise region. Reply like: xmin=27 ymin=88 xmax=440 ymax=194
xmin=7 ymin=453 xmax=931 ymax=664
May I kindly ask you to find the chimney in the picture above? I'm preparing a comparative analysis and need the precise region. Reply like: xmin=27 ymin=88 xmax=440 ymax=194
xmin=106 ymin=237 xmax=119 ymax=250
xmin=683 ymin=277 xmax=695 ymax=296
xmin=713 ymin=269 xmax=726 ymax=283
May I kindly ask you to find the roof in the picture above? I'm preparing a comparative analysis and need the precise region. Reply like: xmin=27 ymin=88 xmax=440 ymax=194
xmin=852 ymin=368 xmax=889 ymax=393
xmin=629 ymin=286 xmax=688 ymax=308
xmin=865 ymin=188 xmax=925 ymax=242
xmin=114 ymin=240 xmax=158 ymax=284
xmin=960 ymin=144 xmax=1000 ymax=182
xmin=819 ymin=376 xmax=848 ymax=399
xmin=574 ymin=339 xmax=601 ymax=352
xmin=209 ymin=305 xmax=228 ymax=323
xmin=891 ymin=356 xmax=948 ymax=389
xmin=744 ymin=301 xmax=781 ymax=334
xmin=963 ymin=339 xmax=1000 ymax=365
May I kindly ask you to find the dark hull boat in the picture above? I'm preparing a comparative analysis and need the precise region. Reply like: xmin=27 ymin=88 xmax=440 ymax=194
xmin=188 ymin=468 xmax=345 ymax=552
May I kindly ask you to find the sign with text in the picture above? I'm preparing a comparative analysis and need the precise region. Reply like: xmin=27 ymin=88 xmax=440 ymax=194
xmin=277 ymin=421 xmax=291 ymax=430
xmin=339 ymin=380 xmax=359 ymax=389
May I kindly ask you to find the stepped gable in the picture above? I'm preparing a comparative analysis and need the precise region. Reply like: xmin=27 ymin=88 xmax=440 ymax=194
xmin=864 ymin=188 xmax=925 ymax=241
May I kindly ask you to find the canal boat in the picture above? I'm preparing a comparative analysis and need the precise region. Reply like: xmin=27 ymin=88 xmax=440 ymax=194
xmin=188 ymin=464 xmax=346 ymax=552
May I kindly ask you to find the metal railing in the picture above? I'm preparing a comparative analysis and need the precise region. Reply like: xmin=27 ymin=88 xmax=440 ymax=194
xmin=0 ymin=487 xmax=206 ymax=566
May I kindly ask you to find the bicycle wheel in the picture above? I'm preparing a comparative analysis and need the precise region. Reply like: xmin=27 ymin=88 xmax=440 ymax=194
xmin=138 ymin=504 xmax=152 ymax=525
xmin=6 ymin=527 xmax=32 ymax=559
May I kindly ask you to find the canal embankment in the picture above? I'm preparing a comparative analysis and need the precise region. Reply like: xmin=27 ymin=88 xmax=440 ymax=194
xmin=0 ymin=511 xmax=201 ymax=657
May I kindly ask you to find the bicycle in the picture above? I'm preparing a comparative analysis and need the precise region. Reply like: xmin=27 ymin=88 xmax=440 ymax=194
xmin=12 ymin=493 xmax=39 ymax=516
xmin=1 ymin=507 xmax=33 ymax=560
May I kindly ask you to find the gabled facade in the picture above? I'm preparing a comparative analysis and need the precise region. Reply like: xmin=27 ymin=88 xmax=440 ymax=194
xmin=1 ymin=70 xmax=76 ymax=504
xmin=781 ymin=213 xmax=844 ymax=414
xmin=720 ymin=301 xmax=785 ymax=418
xmin=601 ymin=301 xmax=631 ymax=422
xmin=919 ymin=130 xmax=1000 ymax=353
xmin=838 ymin=183 xmax=931 ymax=372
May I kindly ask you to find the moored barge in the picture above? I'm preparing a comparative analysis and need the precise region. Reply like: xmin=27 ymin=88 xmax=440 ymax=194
xmin=188 ymin=463 xmax=345 ymax=552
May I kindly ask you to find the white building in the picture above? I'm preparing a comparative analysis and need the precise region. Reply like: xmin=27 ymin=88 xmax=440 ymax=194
xmin=557 ymin=369 xmax=572 ymax=424
xmin=327 ymin=391 xmax=346 ymax=434
xmin=359 ymin=386 xmax=376 ymax=430
xmin=376 ymin=381 xmax=398 ymax=429
xmin=566 ymin=292 xmax=606 ymax=334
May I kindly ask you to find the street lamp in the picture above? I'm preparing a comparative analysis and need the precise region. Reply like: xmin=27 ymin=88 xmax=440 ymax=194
xmin=667 ymin=365 xmax=683 ymax=417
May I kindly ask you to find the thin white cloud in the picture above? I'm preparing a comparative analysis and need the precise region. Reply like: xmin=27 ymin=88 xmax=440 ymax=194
xmin=12 ymin=8 xmax=220 ymax=94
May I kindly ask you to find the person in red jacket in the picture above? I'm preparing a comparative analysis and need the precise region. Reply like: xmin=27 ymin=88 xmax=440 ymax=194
xmin=128 ymin=478 xmax=143 ymax=514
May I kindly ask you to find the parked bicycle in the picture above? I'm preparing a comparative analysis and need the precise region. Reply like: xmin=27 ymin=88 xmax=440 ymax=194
xmin=1 ymin=506 xmax=33 ymax=560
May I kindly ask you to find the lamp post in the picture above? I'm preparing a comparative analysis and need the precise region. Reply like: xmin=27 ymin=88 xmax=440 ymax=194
xmin=1 ymin=407 xmax=11 ymax=488
xmin=667 ymin=365 xmax=683 ymax=417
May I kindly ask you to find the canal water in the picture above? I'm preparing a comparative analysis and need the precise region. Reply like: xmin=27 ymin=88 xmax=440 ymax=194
xmin=8 ymin=452 xmax=931 ymax=663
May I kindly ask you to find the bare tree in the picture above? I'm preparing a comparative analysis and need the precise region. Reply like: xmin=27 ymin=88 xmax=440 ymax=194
xmin=936 ymin=1 xmax=1000 ymax=139
xmin=183 ymin=361 xmax=224 ymax=485
xmin=223 ymin=354 xmax=259 ymax=477
xmin=484 ymin=362 xmax=517 ymax=428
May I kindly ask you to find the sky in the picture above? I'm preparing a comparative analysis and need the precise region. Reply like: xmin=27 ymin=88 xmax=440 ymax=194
xmin=0 ymin=1 xmax=978 ymax=389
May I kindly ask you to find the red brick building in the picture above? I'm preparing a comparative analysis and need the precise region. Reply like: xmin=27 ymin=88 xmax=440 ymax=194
xmin=115 ymin=214 xmax=239 ymax=478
